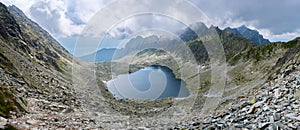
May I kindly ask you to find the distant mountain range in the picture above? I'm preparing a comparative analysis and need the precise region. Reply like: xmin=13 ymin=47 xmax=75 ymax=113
xmin=81 ymin=23 xmax=269 ymax=63
xmin=180 ymin=22 xmax=270 ymax=45
xmin=80 ymin=48 xmax=116 ymax=62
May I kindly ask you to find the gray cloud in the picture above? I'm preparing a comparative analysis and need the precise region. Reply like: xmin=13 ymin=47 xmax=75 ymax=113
xmin=2 ymin=0 xmax=300 ymax=50
xmin=189 ymin=0 xmax=300 ymax=40
xmin=107 ymin=14 xmax=186 ymax=39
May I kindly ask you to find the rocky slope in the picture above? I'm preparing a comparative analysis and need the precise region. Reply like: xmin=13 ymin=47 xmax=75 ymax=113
xmin=176 ymin=39 xmax=300 ymax=129
xmin=0 ymin=3 xmax=95 ymax=129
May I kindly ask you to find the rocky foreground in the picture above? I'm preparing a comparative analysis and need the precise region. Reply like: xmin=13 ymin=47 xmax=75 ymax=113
xmin=2 ymin=59 xmax=300 ymax=129
xmin=176 ymin=63 xmax=300 ymax=129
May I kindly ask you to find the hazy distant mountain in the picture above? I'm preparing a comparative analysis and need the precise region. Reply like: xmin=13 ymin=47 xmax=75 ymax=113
xmin=79 ymin=36 xmax=163 ymax=62
xmin=79 ymin=48 xmax=117 ymax=62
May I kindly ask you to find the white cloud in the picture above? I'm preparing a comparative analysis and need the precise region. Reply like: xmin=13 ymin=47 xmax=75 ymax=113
xmin=2 ymin=0 xmax=111 ymax=38
xmin=206 ymin=11 xmax=259 ymax=30
xmin=259 ymin=29 xmax=300 ymax=42
xmin=57 ymin=12 xmax=85 ymax=37
xmin=69 ymin=0 xmax=109 ymax=23
xmin=2 ymin=0 xmax=300 ymax=56
xmin=2 ymin=0 xmax=35 ymax=14
xmin=206 ymin=11 xmax=300 ymax=42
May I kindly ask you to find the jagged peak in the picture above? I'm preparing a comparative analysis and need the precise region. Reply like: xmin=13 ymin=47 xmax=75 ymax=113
xmin=228 ymin=25 xmax=271 ymax=45
xmin=238 ymin=25 xmax=248 ymax=29
xmin=224 ymin=27 xmax=242 ymax=36
xmin=0 ymin=2 xmax=22 ymax=39
xmin=237 ymin=25 xmax=256 ymax=33
xmin=0 ymin=2 xmax=6 ymax=8
xmin=8 ymin=5 xmax=25 ymax=17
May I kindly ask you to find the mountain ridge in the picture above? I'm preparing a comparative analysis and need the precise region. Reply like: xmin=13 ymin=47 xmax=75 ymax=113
xmin=83 ymin=24 xmax=254 ymax=64
xmin=226 ymin=25 xmax=271 ymax=45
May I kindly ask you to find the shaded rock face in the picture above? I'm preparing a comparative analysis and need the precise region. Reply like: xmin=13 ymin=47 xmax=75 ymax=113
xmin=0 ymin=3 xmax=21 ymax=39
xmin=0 ymin=2 xmax=68 ymax=71
xmin=234 ymin=25 xmax=270 ymax=45
xmin=180 ymin=27 xmax=199 ymax=42
xmin=224 ymin=26 xmax=271 ymax=45
xmin=275 ymin=38 xmax=300 ymax=68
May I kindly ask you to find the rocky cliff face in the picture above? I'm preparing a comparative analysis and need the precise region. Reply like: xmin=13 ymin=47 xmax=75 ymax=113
xmin=226 ymin=25 xmax=271 ymax=45
xmin=179 ymin=25 xmax=254 ymax=64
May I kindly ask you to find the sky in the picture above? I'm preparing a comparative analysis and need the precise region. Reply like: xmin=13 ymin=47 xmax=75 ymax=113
xmin=2 ymin=0 xmax=300 ymax=56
